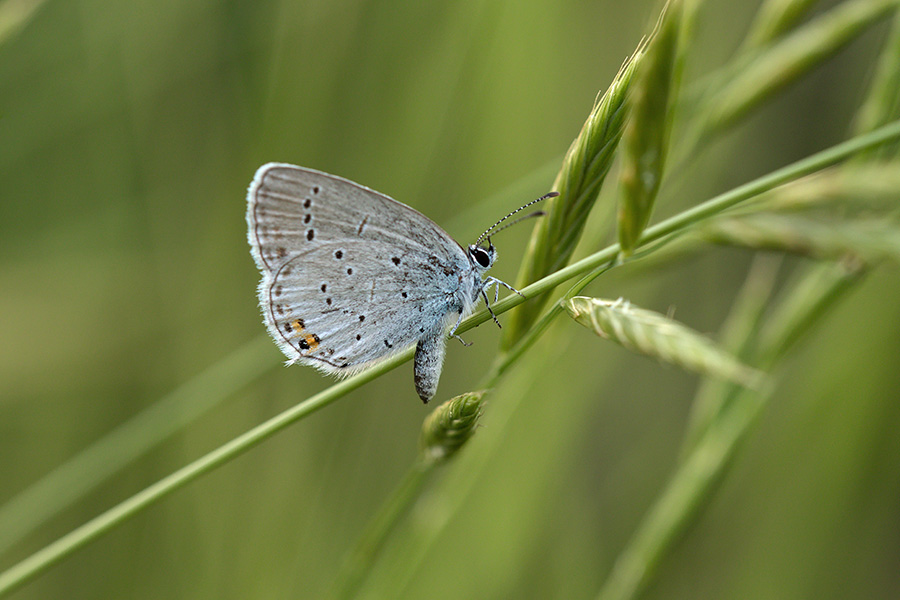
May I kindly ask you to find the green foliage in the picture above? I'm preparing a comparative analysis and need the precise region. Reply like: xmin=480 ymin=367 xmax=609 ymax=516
xmin=2 ymin=1 xmax=900 ymax=599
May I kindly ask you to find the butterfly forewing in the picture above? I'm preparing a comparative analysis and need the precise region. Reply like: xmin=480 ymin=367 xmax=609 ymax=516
xmin=247 ymin=163 xmax=469 ymax=374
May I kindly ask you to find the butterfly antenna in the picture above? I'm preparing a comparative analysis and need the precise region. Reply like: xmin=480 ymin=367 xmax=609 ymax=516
xmin=474 ymin=191 xmax=558 ymax=247
xmin=485 ymin=210 xmax=546 ymax=241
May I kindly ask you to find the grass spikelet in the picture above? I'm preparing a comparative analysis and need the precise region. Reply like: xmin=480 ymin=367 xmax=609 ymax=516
xmin=565 ymin=296 xmax=763 ymax=387
xmin=701 ymin=0 xmax=899 ymax=133
xmin=419 ymin=391 xmax=486 ymax=465
xmin=618 ymin=0 xmax=689 ymax=255
xmin=503 ymin=44 xmax=646 ymax=349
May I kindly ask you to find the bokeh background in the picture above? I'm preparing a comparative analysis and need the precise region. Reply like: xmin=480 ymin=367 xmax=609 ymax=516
xmin=2 ymin=0 xmax=899 ymax=598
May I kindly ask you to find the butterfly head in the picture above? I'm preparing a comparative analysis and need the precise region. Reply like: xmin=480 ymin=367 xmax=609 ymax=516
xmin=469 ymin=191 xmax=558 ymax=271
xmin=467 ymin=241 xmax=496 ymax=275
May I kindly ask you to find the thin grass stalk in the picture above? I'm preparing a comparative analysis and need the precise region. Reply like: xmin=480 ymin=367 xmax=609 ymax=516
xmin=358 ymin=329 xmax=574 ymax=599
xmin=330 ymin=391 xmax=485 ymax=599
xmin=0 ymin=350 xmax=410 ymax=598
xmin=596 ymin=384 xmax=769 ymax=600
xmin=329 ymin=464 xmax=431 ymax=600
xmin=0 ymin=334 xmax=276 ymax=558
xmin=758 ymin=259 xmax=866 ymax=365
xmin=339 ymin=323 xmax=570 ymax=598
xmin=682 ymin=255 xmax=782 ymax=454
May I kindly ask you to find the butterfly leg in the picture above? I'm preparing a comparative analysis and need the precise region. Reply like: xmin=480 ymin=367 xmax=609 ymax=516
xmin=478 ymin=277 xmax=524 ymax=330
xmin=479 ymin=278 xmax=498 ymax=304
xmin=480 ymin=287 xmax=502 ymax=329
xmin=449 ymin=310 xmax=472 ymax=346
xmin=483 ymin=276 xmax=525 ymax=299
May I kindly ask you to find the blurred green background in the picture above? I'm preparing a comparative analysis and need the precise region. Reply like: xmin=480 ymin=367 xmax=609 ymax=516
xmin=2 ymin=0 xmax=899 ymax=598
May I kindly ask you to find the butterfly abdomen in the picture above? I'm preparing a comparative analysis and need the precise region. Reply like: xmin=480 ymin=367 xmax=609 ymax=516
xmin=413 ymin=328 xmax=447 ymax=402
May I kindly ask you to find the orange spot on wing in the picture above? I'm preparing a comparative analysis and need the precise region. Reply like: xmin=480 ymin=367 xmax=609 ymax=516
xmin=305 ymin=334 xmax=320 ymax=350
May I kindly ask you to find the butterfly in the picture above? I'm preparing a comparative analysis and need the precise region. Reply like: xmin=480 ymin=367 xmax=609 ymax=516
xmin=246 ymin=163 xmax=554 ymax=402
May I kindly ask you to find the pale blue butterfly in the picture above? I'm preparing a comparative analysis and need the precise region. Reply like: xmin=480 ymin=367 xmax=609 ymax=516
xmin=246 ymin=163 xmax=554 ymax=402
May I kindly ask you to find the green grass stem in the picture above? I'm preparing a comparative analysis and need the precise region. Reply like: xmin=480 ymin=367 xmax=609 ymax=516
xmin=0 ymin=334 xmax=276 ymax=557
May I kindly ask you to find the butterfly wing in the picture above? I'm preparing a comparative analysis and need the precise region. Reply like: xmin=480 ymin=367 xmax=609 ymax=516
xmin=247 ymin=163 xmax=471 ymax=375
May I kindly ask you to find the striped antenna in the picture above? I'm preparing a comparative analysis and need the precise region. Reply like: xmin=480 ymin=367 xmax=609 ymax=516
xmin=474 ymin=191 xmax=558 ymax=247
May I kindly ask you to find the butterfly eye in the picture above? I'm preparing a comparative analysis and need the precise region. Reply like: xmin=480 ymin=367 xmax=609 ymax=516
xmin=470 ymin=246 xmax=492 ymax=268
